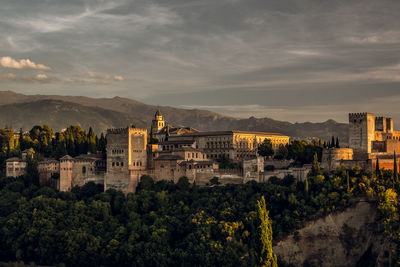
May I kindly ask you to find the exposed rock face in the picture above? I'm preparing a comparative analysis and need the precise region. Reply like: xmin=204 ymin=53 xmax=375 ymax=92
xmin=274 ymin=201 xmax=391 ymax=266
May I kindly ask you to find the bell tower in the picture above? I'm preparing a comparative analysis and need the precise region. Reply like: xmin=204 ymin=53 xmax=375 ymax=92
xmin=152 ymin=108 xmax=165 ymax=133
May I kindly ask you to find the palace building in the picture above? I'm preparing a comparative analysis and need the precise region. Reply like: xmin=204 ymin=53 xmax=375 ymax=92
xmin=322 ymin=112 xmax=400 ymax=171
xmin=6 ymin=109 xmax=291 ymax=193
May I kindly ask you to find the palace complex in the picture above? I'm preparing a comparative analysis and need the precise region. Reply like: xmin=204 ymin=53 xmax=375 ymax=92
xmin=322 ymin=112 xmax=400 ymax=171
xmin=6 ymin=109 xmax=290 ymax=193
xmin=8 ymin=110 xmax=398 ymax=193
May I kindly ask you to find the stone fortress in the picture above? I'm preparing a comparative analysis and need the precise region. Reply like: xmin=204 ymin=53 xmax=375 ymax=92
xmin=8 ymin=110 xmax=397 ymax=192
xmin=6 ymin=109 xmax=291 ymax=193
xmin=322 ymin=112 xmax=400 ymax=171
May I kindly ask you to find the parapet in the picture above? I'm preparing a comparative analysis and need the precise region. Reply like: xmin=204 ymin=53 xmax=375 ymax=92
xmin=129 ymin=128 xmax=147 ymax=134
xmin=107 ymin=127 xmax=129 ymax=135
xmin=349 ymin=112 xmax=375 ymax=122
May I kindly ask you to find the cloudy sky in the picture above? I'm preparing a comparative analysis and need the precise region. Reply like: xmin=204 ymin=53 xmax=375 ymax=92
xmin=1 ymin=0 xmax=400 ymax=123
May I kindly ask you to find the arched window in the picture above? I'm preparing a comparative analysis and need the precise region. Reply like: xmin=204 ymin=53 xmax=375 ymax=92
xmin=82 ymin=166 xmax=86 ymax=174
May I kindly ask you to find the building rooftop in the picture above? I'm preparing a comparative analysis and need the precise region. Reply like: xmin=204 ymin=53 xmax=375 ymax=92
xmin=60 ymin=155 xmax=73 ymax=160
xmin=159 ymin=140 xmax=196 ymax=145
xmin=39 ymin=158 xmax=59 ymax=163
xmin=157 ymin=125 xmax=199 ymax=135
xmin=155 ymin=155 xmax=184 ymax=161
xmin=179 ymin=130 xmax=289 ymax=137
xmin=5 ymin=157 xmax=24 ymax=162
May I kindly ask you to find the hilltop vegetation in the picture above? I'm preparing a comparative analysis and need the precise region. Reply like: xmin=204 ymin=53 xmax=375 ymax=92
xmin=1 ymin=161 xmax=399 ymax=266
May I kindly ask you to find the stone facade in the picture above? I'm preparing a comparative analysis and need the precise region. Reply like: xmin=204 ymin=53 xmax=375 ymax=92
xmin=151 ymin=147 xmax=218 ymax=184
xmin=38 ymin=159 xmax=59 ymax=187
xmin=5 ymin=157 xmax=26 ymax=177
xmin=322 ymin=112 xmax=400 ymax=172
xmin=243 ymin=157 xmax=264 ymax=183
xmin=167 ymin=131 xmax=289 ymax=161
xmin=104 ymin=127 xmax=148 ymax=193
xmin=5 ymin=109 xmax=291 ymax=193
xmin=349 ymin=112 xmax=400 ymax=155
xmin=262 ymin=166 xmax=311 ymax=182
xmin=59 ymin=154 xmax=105 ymax=191
xmin=321 ymin=148 xmax=354 ymax=170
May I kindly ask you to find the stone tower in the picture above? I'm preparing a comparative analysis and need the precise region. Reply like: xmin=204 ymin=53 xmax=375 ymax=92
xmin=104 ymin=127 xmax=148 ymax=193
xmin=152 ymin=108 xmax=165 ymax=133
xmin=348 ymin=113 xmax=375 ymax=153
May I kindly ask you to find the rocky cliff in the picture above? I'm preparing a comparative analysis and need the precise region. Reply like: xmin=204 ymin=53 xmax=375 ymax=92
xmin=274 ymin=200 xmax=392 ymax=266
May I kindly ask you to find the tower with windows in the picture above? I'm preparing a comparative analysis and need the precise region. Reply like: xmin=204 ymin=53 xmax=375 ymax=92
xmin=152 ymin=108 xmax=165 ymax=133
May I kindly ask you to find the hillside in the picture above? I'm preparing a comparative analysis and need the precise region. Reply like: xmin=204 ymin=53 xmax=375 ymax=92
xmin=0 ymin=91 xmax=348 ymax=141
xmin=0 ymin=99 xmax=147 ymax=133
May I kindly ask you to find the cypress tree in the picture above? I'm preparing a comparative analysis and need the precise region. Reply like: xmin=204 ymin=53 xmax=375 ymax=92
xmin=376 ymin=158 xmax=380 ymax=178
xmin=331 ymin=136 xmax=335 ymax=148
xmin=19 ymin=128 xmax=25 ymax=151
xmin=257 ymin=196 xmax=278 ymax=267
xmin=336 ymin=137 xmax=340 ymax=148
xmin=311 ymin=152 xmax=320 ymax=175
xmin=305 ymin=178 xmax=309 ymax=195
xmin=394 ymin=151 xmax=398 ymax=185
xmin=87 ymin=127 xmax=97 ymax=153
xmin=323 ymin=141 xmax=327 ymax=148
xmin=346 ymin=171 xmax=350 ymax=193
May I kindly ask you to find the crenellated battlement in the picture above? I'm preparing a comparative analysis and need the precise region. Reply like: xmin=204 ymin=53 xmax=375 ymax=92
xmin=107 ymin=127 xmax=147 ymax=135
xmin=349 ymin=112 xmax=368 ymax=119
xmin=129 ymin=128 xmax=147 ymax=133
xmin=107 ymin=127 xmax=129 ymax=134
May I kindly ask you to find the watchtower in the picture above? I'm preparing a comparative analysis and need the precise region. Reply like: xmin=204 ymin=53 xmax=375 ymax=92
xmin=348 ymin=113 xmax=375 ymax=153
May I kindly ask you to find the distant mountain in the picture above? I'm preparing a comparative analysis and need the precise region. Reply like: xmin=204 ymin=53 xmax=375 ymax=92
xmin=0 ymin=91 xmax=348 ymax=142
xmin=0 ymin=99 xmax=146 ymax=133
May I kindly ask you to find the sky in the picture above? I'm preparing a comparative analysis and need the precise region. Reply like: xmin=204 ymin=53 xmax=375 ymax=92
xmin=1 ymin=0 xmax=400 ymax=123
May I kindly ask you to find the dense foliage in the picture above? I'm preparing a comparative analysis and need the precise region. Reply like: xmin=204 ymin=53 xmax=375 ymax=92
xmin=0 ymin=125 xmax=106 ymax=168
xmin=273 ymin=139 xmax=323 ymax=165
xmin=0 ymin=165 xmax=376 ymax=266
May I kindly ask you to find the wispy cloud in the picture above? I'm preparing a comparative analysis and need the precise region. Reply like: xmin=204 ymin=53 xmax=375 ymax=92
xmin=287 ymin=50 xmax=323 ymax=56
xmin=0 ymin=56 xmax=50 ymax=70
xmin=0 ymin=73 xmax=55 ymax=83
xmin=0 ymin=73 xmax=16 ymax=80
xmin=86 ymin=72 xmax=125 ymax=83
xmin=3 ymin=2 xmax=180 ymax=34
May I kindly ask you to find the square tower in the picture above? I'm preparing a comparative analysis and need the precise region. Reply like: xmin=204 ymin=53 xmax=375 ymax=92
xmin=105 ymin=127 xmax=148 ymax=193
xmin=348 ymin=113 xmax=375 ymax=153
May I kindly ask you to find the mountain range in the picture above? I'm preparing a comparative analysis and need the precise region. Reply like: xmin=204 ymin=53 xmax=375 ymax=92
xmin=0 ymin=91 xmax=348 ymax=142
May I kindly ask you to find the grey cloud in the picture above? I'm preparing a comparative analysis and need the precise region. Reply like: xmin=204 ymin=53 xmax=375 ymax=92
xmin=1 ymin=0 xmax=400 ymax=122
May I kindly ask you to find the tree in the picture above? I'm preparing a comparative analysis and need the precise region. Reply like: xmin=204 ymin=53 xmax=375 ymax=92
xmin=149 ymin=125 xmax=158 ymax=144
xmin=346 ymin=171 xmax=350 ymax=193
xmin=137 ymin=175 xmax=154 ymax=191
xmin=98 ymin=132 xmax=107 ymax=158
xmin=87 ymin=127 xmax=97 ymax=154
xmin=258 ymin=139 xmax=274 ymax=158
xmin=257 ymin=196 xmax=278 ymax=267
xmin=274 ymin=144 xmax=288 ymax=160
xmin=394 ymin=151 xmax=398 ymax=185
xmin=305 ymin=178 xmax=309 ymax=195
xmin=25 ymin=153 xmax=40 ymax=186
xmin=311 ymin=152 xmax=320 ymax=175
xmin=336 ymin=137 xmax=340 ymax=148
xmin=331 ymin=136 xmax=335 ymax=148
xmin=177 ymin=176 xmax=190 ymax=191
xmin=376 ymin=158 xmax=380 ymax=178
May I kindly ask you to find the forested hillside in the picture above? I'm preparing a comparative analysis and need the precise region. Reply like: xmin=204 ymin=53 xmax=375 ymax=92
xmin=0 ymin=164 xmax=399 ymax=266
